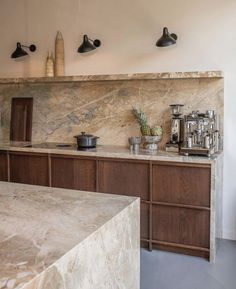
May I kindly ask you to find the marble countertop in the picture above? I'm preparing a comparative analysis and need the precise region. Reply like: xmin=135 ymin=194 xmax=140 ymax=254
xmin=0 ymin=142 xmax=222 ymax=164
xmin=0 ymin=182 xmax=138 ymax=288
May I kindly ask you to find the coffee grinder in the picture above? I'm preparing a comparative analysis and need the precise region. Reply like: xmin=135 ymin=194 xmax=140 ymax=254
xmin=166 ymin=104 xmax=184 ymax=152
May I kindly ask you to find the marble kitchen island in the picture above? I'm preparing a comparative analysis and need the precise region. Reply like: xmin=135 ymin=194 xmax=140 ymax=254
xmin=0 ymin=182 xmax=140 ymax=289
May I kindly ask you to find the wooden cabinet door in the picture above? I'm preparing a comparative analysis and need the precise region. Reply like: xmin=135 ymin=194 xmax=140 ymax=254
xmin=0 ymin=150 xmax=8 ymax=181
xmin=51 ymin=155 xmax=96 ymax=191
xmin=98 ymin=159 xmax=149 ymax=200
xmin=9 ymin=152 xmax=49 ymax=186
xmin=141 ymin=203 xmax=149 ymax=240
xmin=152 ymin=162 xmax=211 ymax=207
xmin=152 ymin=205 xmax=210 ymax=248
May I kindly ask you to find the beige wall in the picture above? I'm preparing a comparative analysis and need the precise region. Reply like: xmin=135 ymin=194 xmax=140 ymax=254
xmin=0 ymin=0 xmax=235 ymax=240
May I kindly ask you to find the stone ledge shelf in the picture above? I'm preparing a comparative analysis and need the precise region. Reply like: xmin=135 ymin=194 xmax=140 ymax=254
xmin=0 ymin=71 xmax=223 ymax=84
xmin=0 ymin=182 xmax=140 ymax=289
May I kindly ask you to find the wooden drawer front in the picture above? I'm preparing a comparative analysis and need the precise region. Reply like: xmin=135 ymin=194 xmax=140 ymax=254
xmin=0 ymin=151 xmax=8 ymax=181
xmin=152 ymin=163 xmax=211 ymax=207
xmin=141 ymin=202 xmax=149 ymax=240
xmin=152 ymin=205 xmax=210 ymax=248
xmin=98 ymin=160 xmax=149 ymax=200
xmin=9 ymin=152 xmax=49 ymax=186
xmin=51 ymin=156 xmax=96 ymax=192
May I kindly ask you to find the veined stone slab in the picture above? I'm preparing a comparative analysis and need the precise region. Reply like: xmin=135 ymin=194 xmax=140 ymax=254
xmin=0 ymin=74 xmax=223 ymax=148
xmin=0 ymin=182 xmax=140 ymax=289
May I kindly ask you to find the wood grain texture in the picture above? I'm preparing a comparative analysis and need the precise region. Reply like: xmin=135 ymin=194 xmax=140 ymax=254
xmin=10 ymin=98 xmax=33 ymax=142
xmin=152 ymin=163 xmax=211 ymax=207
xmin=0 ymin=150 xmax=8 ymax=181
xmin=9 ymin=152 xmax=49 ymax=186
xmin=152 ymin=204 xmax=210 ymax=248
xmin=97 ymin=159 xmax=149 ymax=200
xmin=51 ymin=155 xmax=96 ymax=191
xmin=152 ymin=242 xmax=209 ymax=259
xmin=141 ymin=202 xmax=149 ymax=240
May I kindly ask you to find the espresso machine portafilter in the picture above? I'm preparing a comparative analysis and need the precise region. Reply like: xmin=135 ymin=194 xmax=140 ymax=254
xmin=180 ymin=110 xmax=220 ymax=156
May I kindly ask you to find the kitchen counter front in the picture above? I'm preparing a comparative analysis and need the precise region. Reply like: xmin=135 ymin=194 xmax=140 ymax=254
xmin=0 ymin=182 xmax=140 ymax=289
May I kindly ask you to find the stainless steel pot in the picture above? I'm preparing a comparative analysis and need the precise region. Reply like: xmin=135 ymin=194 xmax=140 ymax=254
xmin=74 ymin=132 xmax=99 ymax=148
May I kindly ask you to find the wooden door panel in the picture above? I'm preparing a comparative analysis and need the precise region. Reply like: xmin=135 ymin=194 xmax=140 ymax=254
xmin=0 ymin=151 xmax=8 ymax=181
xmin=152 ymin=205 xmax=210 ymax=248
xmin=141 ymin=202 xmax=149 ymax=240
xmin=9 ymin=152 xmax=49 ymax=186
xmin=152 ymin=163 xmax=211 ymax=207
xmin=98 ymin=159 xmax=149 ymax=200
xmin=51 ymin=156 xmax=96 ymax=191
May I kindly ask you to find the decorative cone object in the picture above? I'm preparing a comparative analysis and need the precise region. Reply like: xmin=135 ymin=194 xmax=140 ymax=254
xmin=55 ymin=31 xmax=65 ymax=76
xmin=46 ymin=52 xmax=54 ymax=77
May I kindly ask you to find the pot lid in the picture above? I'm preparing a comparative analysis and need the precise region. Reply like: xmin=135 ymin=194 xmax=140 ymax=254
xmin=74 ymin=132 xmax=98 ymax=138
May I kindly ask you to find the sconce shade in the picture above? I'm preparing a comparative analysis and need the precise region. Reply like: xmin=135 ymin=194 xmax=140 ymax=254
xmin=11 ymin=42 xmax=37 ymax=59
xmin=77 ymin=35 xmax=101 ymax=53
xmin=156 ymin=27 xmax=177 ymax=47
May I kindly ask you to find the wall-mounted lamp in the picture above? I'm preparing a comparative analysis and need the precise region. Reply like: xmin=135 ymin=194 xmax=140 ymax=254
xmin=11 ymin=42 xmax=37 ymax=59
xmin=156 ymin=27 xmax=177 ymax=47
xmin=77 ymin=35 xmax=101 ymax=53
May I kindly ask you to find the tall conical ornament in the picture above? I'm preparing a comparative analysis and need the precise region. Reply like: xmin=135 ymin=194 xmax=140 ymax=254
xmin=55 ymin=31 xmax=65 ymax=76
xmin=46 ymin=52 xmax=54 ymax=77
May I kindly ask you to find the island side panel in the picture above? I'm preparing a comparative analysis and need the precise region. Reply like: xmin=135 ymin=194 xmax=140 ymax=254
xmin=24 ymin=198 xmax=140 ymax=289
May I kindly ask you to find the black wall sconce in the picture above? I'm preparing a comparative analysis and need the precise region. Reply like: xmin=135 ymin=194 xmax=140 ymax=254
xmin=11 ymin=42 xmax=37 ymax=59
xmin=77 ymin=35 xmax=101 ymax=53
xmin=156 ymin=27 xmax=177 ymax=47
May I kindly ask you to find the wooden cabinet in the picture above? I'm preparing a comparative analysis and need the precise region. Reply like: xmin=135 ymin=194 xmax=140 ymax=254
xmin=0 ymin=150 xmax=8 ymax=181
xmin=98 ymin=158 xmax=150 ymax=247
xmin=152 ymin=162 xmax=211 ymax=207
xmin=152 ymin=205 xmax=210 ymax=248
xmin=51 ymin=155 xmax=96 ymax=191
xmin=9 ymin=152 xmax=49 ymax=186
xmin=141 ymin=203 xmax=150 ymax=241
xmin=151 ymin=162 xmax=211 ymax=258
xmin=98 ymin=159 xmax=149 ymax=200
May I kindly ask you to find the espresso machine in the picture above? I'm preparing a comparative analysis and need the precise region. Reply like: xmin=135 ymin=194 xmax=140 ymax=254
xmin=166 ymin=104 xmax=184 ymax=152
xmin=180 ymin=110 xmax=220 ymax=156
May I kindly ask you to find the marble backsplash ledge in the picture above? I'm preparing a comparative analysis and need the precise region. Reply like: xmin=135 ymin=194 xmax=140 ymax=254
xmin=0 ymin=70 xmax=223 ymax=84
xmin=0 ymin=76 xmax=224 ymax=147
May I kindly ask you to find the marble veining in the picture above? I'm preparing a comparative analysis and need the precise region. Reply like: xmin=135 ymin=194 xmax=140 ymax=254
xmin=0 ymin=182 xmax=140 ymax=289
xmin=0 ymin=76 xmax=224 ymax=148
xmin=0 ymin=71 xmax=223 ymax=84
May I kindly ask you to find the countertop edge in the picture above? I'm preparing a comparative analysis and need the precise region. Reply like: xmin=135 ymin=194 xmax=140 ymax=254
xmin=0 ymin=143 xmax=223 ymax=164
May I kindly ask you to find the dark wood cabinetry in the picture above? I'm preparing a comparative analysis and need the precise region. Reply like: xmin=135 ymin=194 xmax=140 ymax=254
xmin=141 ymin=202 xmax=150 ymax=241
xmin=152 ymin=205 xmax=210 ymax=247
xmin=9 ymin=152 xmax=49 ymax=186
xmin=51 ymin=155 xmax=96 ymax=191
xmin=151 ymin=161 xmax=211 ymax=258
xmin=0 ymin=150 xmax=8 ymax=181
xmin=152 ymin=162 xmax=211 ymax=207
xmin=98 ymin=159 xmax=150 ymax=245
xmin=98 ymin=159 xmax=149 ymax=200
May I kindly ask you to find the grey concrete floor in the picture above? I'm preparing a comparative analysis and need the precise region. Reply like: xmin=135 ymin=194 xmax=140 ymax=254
xmin=141 ymin=239 xmax=236 ymax=289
